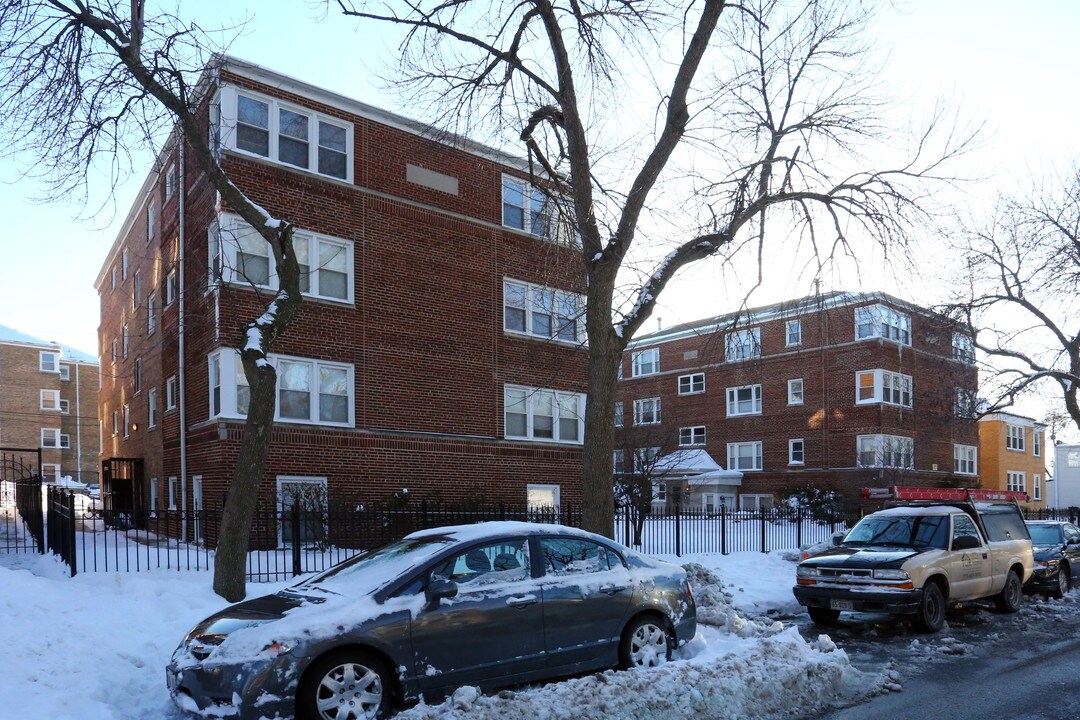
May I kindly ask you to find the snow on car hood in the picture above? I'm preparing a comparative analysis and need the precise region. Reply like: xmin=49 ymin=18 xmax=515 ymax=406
xmin=800 ymin=547 xmax=921 ymax=570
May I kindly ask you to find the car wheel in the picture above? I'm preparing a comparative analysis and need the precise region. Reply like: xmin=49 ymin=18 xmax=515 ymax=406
xmin=297 ymin=650 xmax=393 ymax=720
xmin=914 ymin=582 xmax=945 ymax=633
xmin=619 ymin=615 xmax=672 ymax=670
xmin=994 ymin=570 xmax=1022 ymax=613
xmin=1051 ymin=564 xmax=1071 ymax=600
xmin=807 ymin=607 xmax=841 ymax=626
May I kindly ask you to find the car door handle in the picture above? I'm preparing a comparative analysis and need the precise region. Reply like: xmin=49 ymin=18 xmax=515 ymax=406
xmin=599 ymin=585 xmax=627 ymax=595
xmin=506 ymin=595 xmax=538 ymax=608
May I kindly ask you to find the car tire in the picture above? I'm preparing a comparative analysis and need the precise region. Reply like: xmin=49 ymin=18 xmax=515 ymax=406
xmin=1051 ymin=564 xmax=1071 ymax=600
xmin=807 ymin=607 xmax=841 ymax=626
xmin=297 ymin=649 xmax=393 ymax=720
xmin=914 ymin=582 xmax=945 ymax=633
xmin=994 ymin=569 xmax=1023 ymax=613
xmin=619 ymin=615 xmax=672 ymax=670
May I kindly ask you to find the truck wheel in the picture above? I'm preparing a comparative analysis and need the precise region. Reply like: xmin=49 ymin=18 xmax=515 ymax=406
xmin=914 ymin=582 xmax=945 ymax=633
xmin=994 ymin=570 xmax=1022 ymax=613
xmin=807 ymin=607 xmax=841 ymax=626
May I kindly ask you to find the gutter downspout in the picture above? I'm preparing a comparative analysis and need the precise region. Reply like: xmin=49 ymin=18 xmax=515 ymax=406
xmin=179 ymin=135 xmax=188 ymax=543
xmin=75 ymin=362 xmax=81 ymax=483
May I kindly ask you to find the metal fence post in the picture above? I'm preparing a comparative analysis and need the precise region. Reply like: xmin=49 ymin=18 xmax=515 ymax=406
xmin=66 ymin=490 xmax=77 ymax=577
xmin=674 ymin=502 xmax=682 ymax=557
xmin=720 ymin=503 xmax=727 ymax=555
xmin=796 ymin=506 xmax=802 ymax=549
xmin=291 ymin=499 xmax=302 ymax=578
xmin=760 ymin=507 xmax=767 ymax=553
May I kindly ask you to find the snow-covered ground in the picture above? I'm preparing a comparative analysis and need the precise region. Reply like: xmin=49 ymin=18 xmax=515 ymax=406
xmin=0 ymin=548 xmax=881 ymax=720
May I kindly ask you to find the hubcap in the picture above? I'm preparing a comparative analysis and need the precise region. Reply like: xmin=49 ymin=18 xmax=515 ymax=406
xmin=315 ymin=662 xmax=382 ymax=720
xmin=1060 ymin=570 xmax=1070 ymax=595
xmin=629 ymin=623 xmax=668 ymax=668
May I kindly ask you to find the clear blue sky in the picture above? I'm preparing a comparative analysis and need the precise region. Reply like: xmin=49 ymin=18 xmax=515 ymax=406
xmin=1 ymin=0 xmax=1077 ymax=388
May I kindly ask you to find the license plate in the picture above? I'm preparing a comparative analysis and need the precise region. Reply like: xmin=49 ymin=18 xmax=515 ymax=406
xmin=829 ymin=598 xmax=854 ymax=611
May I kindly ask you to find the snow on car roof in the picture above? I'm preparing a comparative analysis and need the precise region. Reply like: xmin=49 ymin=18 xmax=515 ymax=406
xmin=406 ymin=520 xmax=603 ymax=543
xmin=872 ymin=505 xmax=963 ymax=516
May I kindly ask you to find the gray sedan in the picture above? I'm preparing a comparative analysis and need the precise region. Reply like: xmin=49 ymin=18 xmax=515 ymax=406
xmin=167 ymin=521 xmax=696 ymax=719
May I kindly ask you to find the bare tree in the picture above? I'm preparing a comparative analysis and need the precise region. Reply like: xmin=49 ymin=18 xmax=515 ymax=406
xmin=333 ymin=0 xmax=972 ymax=536
xmin=945 ymin=167 xmax=1080 ymax=433
xmin=0 ymin=2 xmax=304 ymax=600
xmin=614 ymin=420 xmax=684 ymax=546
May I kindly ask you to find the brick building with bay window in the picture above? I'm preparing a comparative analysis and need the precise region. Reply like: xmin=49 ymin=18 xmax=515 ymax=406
xmin=614 ymin=291 xmax=980 ymax=511
xmin=94 ymin=56 xmax=587 ymax=526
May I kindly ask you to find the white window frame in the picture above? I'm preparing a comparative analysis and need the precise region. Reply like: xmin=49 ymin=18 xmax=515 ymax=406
xmin=855 ymin=369 xmax=912 ymax=408
xmin=855 ymin=303 xmax=911 ymax=346
xmin=59 ymin=365 xmax=70 ymax=381
xmin=40 ymin=389 xmax=61 ymax=411
xmin=500 ymin=174 xmax=576 ymax=245
xmin=211 ymin=213 xmax=354 ymax=303
xmin=148 ymin=387 xmax=158 ymax=429
xmin=134 ymin=357 xmax=142 ymax=395
xmin=787 ymin=378 xmax=804 ymax=405
xmin=41 ymin=428 xmax=61 ymax=448
xmin=122 ymin=325 xmax=129 ymax=358
xmin=1006 ymin=424 xmax=1025 ymax=452
xmin=679 ymin=426 xmax=706 ymax=447
xmin=954 ymin=388 xmax=977 ymax=418
xmin=789 ymin=438 xmax=805 ymax=465
xmin=149 ymin=477 xmax=159 ymax=513
xmin=111 ymin=409 xmax=119 ymax=436
xmin=111 ymin=266 xmax=118 ymax=289
xmin=503 ymin=385 xmax=586 ymax=444
xmin=727 ymin=441 xmax=763 ymax=472
xmin=207 ymin=349 xmax=355 ymax=428
xmin=526 ymin=483 xmax=562 ymax=511
xmin=953 ymin=444 xmax=977 ymax=475
xmin=631 ymin=348 xmax=660 ymax=377
xmin=1034 ymin=474 xmax=1042 ymax=501
xmin=59 ymin=433 xmax=70 ymax=449
xmin=1006 ymin=471 xmax=1026 ymax=493
xmin=132 ymin=270 xmax=141 ymax=310
xmin=39 ymin=351 xmax=59 ymax=373
xmin=739 ymin=493 xmax=773 ymax=512
xmin=59 ymin=399 xmax=70 ymax=415
xmin=786 ymin=319 xmax=802 ymax=347
xmin=123 ymin=404 xmax=130 ymax=438
xmin=502 ymin=278 xmax=585 ymax=344
xmin=41 ymin=464 xmax=60 ymax=483
xmin=147 ymin=200 xmax=157 ymax=243
xmin=165 ymin=269 xmax=177 ymax=306
xmin=168 ymin=476 xmax=177 ymax=510
xmin=166 ymin=375 xmax=177 ymax=411
xmin=952 ymin=332 xmax=975 ymax=364
xmin=726 ymin=384 xmax=762 ymax=417
xmin=147 ymin=292 xmax=157 ymax=334
xmin=1034 ymin=431 xmax=1042 ymax=457
xmin=678 ymin=372 xmax=705 ymax=395
xmin=165 ymin=163 xmax=177 ymax=201
xmin=632 ymin=397 xmax=661 ymax=426
xmin=857 ymin=434 xmax=914 ymax=469
xmin=122 ymin=247 xmax=129 ymax=279
xmin=218 ymin=87 xmax=354 ymax=183
xmin=613 ymin=401 xmax=624 ymax=428
xmin=725 ymin=328 xmax=761 ymax=362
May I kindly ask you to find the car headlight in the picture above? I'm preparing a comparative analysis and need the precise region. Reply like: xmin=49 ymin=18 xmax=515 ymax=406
xmin=797 ymin=565 xmax=821 ymax=578
xmin=873 ymin=569 xmax=910 ymax=581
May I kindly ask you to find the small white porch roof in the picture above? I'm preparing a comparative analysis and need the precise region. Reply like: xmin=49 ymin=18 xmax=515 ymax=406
xmin=653 ymin=449 xmax=743 ymax=486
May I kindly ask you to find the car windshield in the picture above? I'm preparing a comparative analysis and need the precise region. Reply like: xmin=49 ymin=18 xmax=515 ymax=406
xmin=844 ymin=515 xmax=949 ymax=550
xmin=1028 ymin=525 xmax=1063 ymax=545
xmin=297 ymin=534 xmax=458 ymax=595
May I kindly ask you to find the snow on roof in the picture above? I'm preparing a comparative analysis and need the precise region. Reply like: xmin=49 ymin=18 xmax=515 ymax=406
xmin=0 ymin=324 xmax=97 ymax=364
xmin=406 ymin=520 xmax=602 ymax=543
xmin=872 ymin=505 xmax=963 ymax=517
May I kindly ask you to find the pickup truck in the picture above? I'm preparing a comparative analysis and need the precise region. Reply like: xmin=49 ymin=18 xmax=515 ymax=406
xmin=793 ymin=501 xmax=1033 ymax=632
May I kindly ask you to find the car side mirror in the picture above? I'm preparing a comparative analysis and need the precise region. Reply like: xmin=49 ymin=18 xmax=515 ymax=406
xmin=831 ymin=531 xmax=845 ymax=546
xmin=953 ymin=535 xmax=982 ymax=551
xmin=1069 ymin=538 xmax=1080 ymax=546
xmin=425 ymin=577 xmax=458 ymax=605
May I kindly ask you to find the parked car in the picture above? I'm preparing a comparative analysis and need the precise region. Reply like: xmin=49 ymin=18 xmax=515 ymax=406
xmin=167 ymin=521 xmax=696 ymax=720
xmin=1024 ymin=520 xmax=1080 ymax=599
xmin=793 ymin=501 xmax=1033 ymax=632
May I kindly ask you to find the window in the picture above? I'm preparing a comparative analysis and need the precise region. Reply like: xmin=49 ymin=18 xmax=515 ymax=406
xmin=786 ymin=319 xmax=802 ymax=346
xmin=501 ymin=174 xmax=573 ymax=244
xmin=955 ymin=388 xmax=977 ymax=419
xmin=854 ymin=369 xmax=912 ymax=407
xmin=166 ymin=376 xmax=177 ymax=410
xmin=855 ymin=303 xmax=911 ymax=345
xmin=132 ymin=271 xmax=141 ymax=310
xmin=613 ymin=402 xmax=623 ymax=428
xmin=952 ymin=333 xmax=975 ymax=364
xmin=59 ymin=365 xmax=70 ymax=381
xmin=857 ymin=434 xmax=914 ymax=468
xmin=226 ymin=90 xmax=352 ymax=181
xmin=787 ymin=378 xmax=804 ymax=405
xmin=165 ymin=269 xmax=177 ymax=306
xmin=41 ymin=428 xmax=61 ymax=448
xmin=725 ymin=328 xmax=761 ymax=361
xmin=726 ymin=385 xmax=762 ymax=416
xmin=111 ymin=266 xmax=118 ymax=289
xmin=134 ymin=358 xmax=142 ymax=394
xmin=1006 ymin=471 xmax=1026 ymax=493
xmin=789 ymin=439 xmax=805 ymax=465
xmin=503 ymin=385 xmax=585 ymax=444
xmin=1006 ymin=424 xmax=1025 ymax=452
xmin=952 ymin=515 xmax=982 ymax=549
xmin=502 ymin=279 xmax=584 ymax=343
xmin=149 ymin=478 xmax=159 ymax=512
xmin=526 ymin=484 xmax=561 ymax=514
xmin=41 ymin=464 xmax=60 ymax=483
xmin=123 ymin=404 xmax=130 ymax=437
xmin=678 ymin=373 xmax=705 ymax=395
xmin=728 ymin=442 xmax=763 ymax=471
xmin=539 ymin=537 xmax=614 ymax=576
xmin=39 ymin=351 xmax=58 ymax=373
xmin=632 ymin=447 xmax=661 ymax=474
xmin=1034 ymin=431 xmax=1042 ymax=457
xmin=276 ymin=476 xmax=329 ymax=546
xmin=739 ymin=494 xmax=773 ymax=511
xmin=632 ymin=397 xmax=661 ymax=425
xmin=122 ymin=325 xmax=129 ymax=358
xmin=40 ymin=389 xmax=60 ymax=411
xmin=147 ymin=292 xmax=157 ymax=334
xmin=165 ymin=163 xmax=176 ymax=201
xmin=168 ymin=477 xmax=177 ymax=510
xmin=680 ymin=426 xmax=706 ymax=447
xmin=59 ymin=434 xmax=70 ymax=449
xmin=431 ymin=538 xmax=531 ymax=586
xmin=631 ymin=348 xmax=659 ymax=377
xmin=112 ymin=409 xmax=119 ymax=436
xmin=122 ymin=247 xmax=129 ymax=279
xmin=59 ymin=399 xmax=70 ymax=415
xmin=954 ymin=444 xmax=977 ymax=475
xmin=613 ymin=450 xmax=624 ymax=473
xmin=211 ymin=214 xmax=354 ymax=302
xmin=147 ymin=200 xmax=157 ymax=243
xmin=148 ymin=387 xmax=158 ymax=429
xmin=111 ymin=338 xmax=118 ymax=363
xmin=1034 ymin=474 xmax=1042 ymax=501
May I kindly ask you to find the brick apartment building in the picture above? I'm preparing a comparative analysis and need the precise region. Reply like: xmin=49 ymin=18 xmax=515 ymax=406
xmin=614 ymin=292 xmax=980 ymax=511
xmin=94 ymin=56 xmax=587 ymax=525
xmin=978 ymin=412 xmax=1048 ymax=509
xmin=0 ymin=325 xmax=99 ymax=483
